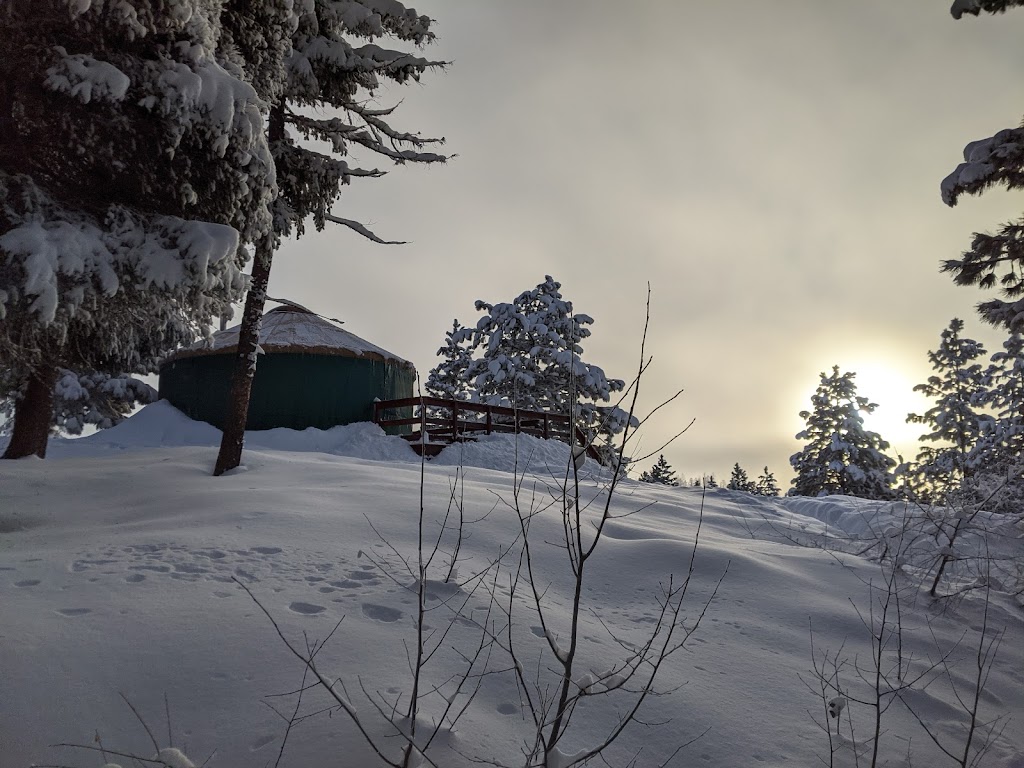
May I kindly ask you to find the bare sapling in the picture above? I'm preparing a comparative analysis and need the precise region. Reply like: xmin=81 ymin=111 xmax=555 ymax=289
xmin=490 ymin=288 xmax=725 ymax=767
xmin=899 ymin=561 xmax=1011 ymax=768
xmin=919 ymin=472 xmax=1023 ymax=600
xmin=359 ymin=431 xmax=507 ymax=768
xmin=805 ymin=523 xmax=960 ymax=768
xmin=47 ymin=694 xmax=206 ymax=768
xmin=805 ymin=622 xmax=854 ymax=768
xmin=241 ymin=412 xmax=515 ymax=767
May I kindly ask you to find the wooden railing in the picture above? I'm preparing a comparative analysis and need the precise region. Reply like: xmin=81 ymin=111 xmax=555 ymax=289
xmin=372 ymin=396 xmax=603 ymax=462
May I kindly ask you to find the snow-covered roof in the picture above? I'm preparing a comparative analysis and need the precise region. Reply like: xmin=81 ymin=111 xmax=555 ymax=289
xmin=169 ymin=305 xmax=414 ymax=368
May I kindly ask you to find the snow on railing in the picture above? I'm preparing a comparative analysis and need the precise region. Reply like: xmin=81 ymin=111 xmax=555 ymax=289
xmin=372 ymin=396 xmax=604 ymax=462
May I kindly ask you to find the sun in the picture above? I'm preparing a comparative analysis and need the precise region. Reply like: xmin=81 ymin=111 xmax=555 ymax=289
xmin=791 ymin=358 xmax=932 ymax=462
xmin=838 ymin=360 xmax=931 ymax=459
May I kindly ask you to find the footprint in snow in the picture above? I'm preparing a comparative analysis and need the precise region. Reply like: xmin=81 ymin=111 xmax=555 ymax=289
xmin=497 ymin=702 xmax=518 ymax=715
xmin=14 ymin=579 xmax=40 ymax=587
xmin=131 ymin=564 xmax=171 ymax=573
xmin=362 ymin=603 xmax=402 ymax=623
xmin=124 ymin=574 xmax=146 ymax=583
xmin=70 ymin=558 xmax=116 ymax=572
xmin=173 ymin=563 xmax=207 ymax=574
xmin=251 ymin=546 xmax=282 ymax=555
xmin=56 ymin=608 xmax=92 ymax=617
xmin=250 ymin=734 xmax=276 ymax=751
xmin=289 ymin=602 xmax=326 ymax=615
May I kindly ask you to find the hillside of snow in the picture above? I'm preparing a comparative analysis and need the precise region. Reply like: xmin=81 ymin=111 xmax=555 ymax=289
xmin=1 ymin=404 xmax=1022 ymax=768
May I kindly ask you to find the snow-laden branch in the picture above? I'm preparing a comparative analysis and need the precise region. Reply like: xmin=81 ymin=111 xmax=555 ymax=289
xmin=323 ymin=214 xmax=406 ymax=244
xmin=941 ymin=128 xmax=1024 ymax=207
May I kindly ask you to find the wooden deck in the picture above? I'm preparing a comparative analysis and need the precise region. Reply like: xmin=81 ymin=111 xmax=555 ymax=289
xmin=372 ymin=396 xmax=604 ymax=463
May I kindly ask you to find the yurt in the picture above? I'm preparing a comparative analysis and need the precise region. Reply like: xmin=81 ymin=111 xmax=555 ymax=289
xmin=159 ymin=303 xmax=416 ymax=432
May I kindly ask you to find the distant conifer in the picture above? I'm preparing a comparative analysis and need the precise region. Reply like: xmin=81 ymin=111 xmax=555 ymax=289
xmin=902 ymin=318 xmax=991 ymax=501
xmin=727 ymin=463 xmax=756 ymax=493
xmin=969 ymin=333 xmax=1024 ymax=513
xmin=755 ymin=466 xmax=780 ymax=497
xmin=790 ymin=366 xmax=896 ymax=499
xmin=638 ymin=454 xmax=679 ymax=486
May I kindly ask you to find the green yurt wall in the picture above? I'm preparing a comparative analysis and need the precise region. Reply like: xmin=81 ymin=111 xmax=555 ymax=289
xmin=159 ymin=305 xmax=415 ymax=433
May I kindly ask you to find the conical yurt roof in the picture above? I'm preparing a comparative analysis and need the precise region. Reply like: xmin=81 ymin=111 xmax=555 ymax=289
xmin=170 ymin=304 xmax=414 ymax=368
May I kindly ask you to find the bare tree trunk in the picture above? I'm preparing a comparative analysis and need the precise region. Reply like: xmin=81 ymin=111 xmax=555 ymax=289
xmin=3 ymin=363 xmax=58 ymax=459
xmin=213 ymin=234 xmax=273 ymax=476
xmin=213 ymin=102 xmax=284 ymax=477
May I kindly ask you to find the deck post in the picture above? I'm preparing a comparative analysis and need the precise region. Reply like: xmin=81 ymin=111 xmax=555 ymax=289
xmin=451 ymin=401 xmax=459 ymax=441
xmin=543 ymin=414 xmax=549 ymax=440
xmin=486 ymin=405 xmax=492 ymax=435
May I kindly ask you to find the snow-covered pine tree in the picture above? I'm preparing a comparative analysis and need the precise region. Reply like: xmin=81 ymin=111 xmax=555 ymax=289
xmin=638 ymin=455 xmax=679 ymax=486
xmin=2 ymin=371 xmax=157 ymax=437
xmin=968 ymin=333 xmax=1024 ymax=512
xmin=425 ymin=276 xmax=635 ymax=442
xmin=425 ymin=320 xmax=474 ymax=400
xmin=727 ymin=463 xmax=756 ymax=492
xmin=53 ymin=371 xmax=157 ymax=434
xmin=705 ymin=474 xmax=719 ymax=489
xmin=789 ymin=367 xmax=897 ymax=499
xmin=1 ymin=0 xmax=280 ymax=458
xmin=942 ymin=1 xmax=1024 ymax=331
xmin=902 ymin=319 xmax=992 ymax=502
xmin=755 ymin=466 xmax=780 ymax=497
xmin=950 ymin=1 xmax=1024 ymax=21
xmin=215 ymin=0 xmax=447 ymax=476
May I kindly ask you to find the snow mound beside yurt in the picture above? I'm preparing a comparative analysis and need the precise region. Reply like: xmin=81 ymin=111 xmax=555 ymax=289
xmin=52 ymin=401 xmax=418 ymax=463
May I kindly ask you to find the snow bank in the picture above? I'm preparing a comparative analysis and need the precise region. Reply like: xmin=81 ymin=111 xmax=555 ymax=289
xmin=48 ymin=400 xmax=608 ymax=472
xmin=48 ymin=400 xmax=418 ymax=464
xmin=0 ymin=402 xmax=598 ymax=483
xmin=67 ymin=399 xmax=221 ymax=449
xmin=779 ymin=493 xmax=896 ymax=538
xmin=246 ymin=421 xmax=417 ymax=463
xmin=2 ymin=411 xmax=1022 ymax=768
xmin=430 ymin=431 xmax=604 ymax=477
xmin=2 ymin=447 xmax=1021 ymax=768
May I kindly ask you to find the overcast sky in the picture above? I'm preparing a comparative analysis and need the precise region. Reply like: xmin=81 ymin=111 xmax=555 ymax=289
xmin=267 ymin=0 xmax=1024 ymax=485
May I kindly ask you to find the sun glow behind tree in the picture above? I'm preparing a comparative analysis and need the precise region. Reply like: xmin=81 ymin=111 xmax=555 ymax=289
xmin=789 ymin=358 xmax=932 ymax=466
xmin=847 ymin=362 xmax=931 ymax=457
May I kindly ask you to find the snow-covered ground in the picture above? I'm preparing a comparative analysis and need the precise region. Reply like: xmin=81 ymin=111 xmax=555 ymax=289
xmin=2 ymin=403 xmax=1022 ymax=768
